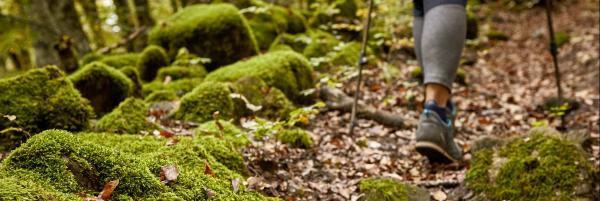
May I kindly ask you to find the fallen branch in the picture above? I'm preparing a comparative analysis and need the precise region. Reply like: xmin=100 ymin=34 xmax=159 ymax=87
xmin=97 ymin=27 xmax=146 ymax=54
xmin=319 ymin=86 xmax=404 ymax=129
xmin=411 ymin=179 xmax=461 ymax=188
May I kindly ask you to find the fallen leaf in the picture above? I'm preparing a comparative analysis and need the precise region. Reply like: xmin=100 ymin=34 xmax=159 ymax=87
xmin=204 ymin=187 xmax=216 ymax=198
xmin=160 ymin=164 xmax=179 ymax=184
xmin=432 ymin=189 xmax=447 ymax=201
xmin=160 ymin=129 xmax=175 ymax=138
xmin=204 ymin=160 xmax=215 ymax=177
xmin=3 ymin=115 xmax=16 ymax=121
xmin=98 ymin=179 xmax=119 ymax=200
xmin=231 ymin=179 xmax=240 ymax=193
xmin=166 ymin=138 xmax=180 ymax=146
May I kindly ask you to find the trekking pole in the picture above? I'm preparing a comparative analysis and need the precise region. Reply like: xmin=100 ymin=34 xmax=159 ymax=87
xmin=544 ymin=0 xmax=566 ymax=129
xmin=349 ymin=0 xmax=375 ymax=135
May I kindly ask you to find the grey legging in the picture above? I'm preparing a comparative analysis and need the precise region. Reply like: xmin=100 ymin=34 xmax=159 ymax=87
xmin=413 ymin=0 xmax=467 ymax=90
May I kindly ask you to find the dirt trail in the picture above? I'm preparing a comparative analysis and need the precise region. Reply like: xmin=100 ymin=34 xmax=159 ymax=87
xmin=245 ymin=1 xmax=599 ymax=200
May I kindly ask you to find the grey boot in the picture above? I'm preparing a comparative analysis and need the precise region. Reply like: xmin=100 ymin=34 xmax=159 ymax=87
xmin=415 ymin=109 xmax=463 ymax=164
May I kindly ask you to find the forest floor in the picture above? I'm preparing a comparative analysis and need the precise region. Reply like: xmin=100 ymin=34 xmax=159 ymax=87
xmin=243 ymin=1 xmax=599 ymax=200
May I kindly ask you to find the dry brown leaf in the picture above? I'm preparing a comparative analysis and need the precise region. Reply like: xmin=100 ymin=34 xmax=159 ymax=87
xmin=204 ymin=160 xmax=215 ymax=177
xmin=98 ymin=179 xmax=119 ymax=200
xmin=166 ymin=138 xmax=180 ymax=146
xmin=160 ymin=129 xmax=175 ymax=138
xmin=160 ymin=164 xmax=179 ymax=184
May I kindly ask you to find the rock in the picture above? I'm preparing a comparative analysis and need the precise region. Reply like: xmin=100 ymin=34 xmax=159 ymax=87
xmin=0 ymin=130 xmax=268 ymax=200
xmin=141 ymin=78 xmax=203 ymax=97
xmin=205 ymin=50 xmax=314 ymax=103
xmin=69 ymin=62 xmax=134 ymax=116
xmin=171 ymin=81 xmax=236 ymax=123
xmin=148 ymin=4 xmax=259 ymax=71
xmin=137 ymin=45 xmax=169 ymax=82
xmin=268 ymin=32 xmax=312 ymax=53
xmin=359 ymin=177 xmax=430 ymax=201
xmin=81 ymin=52 xmax=140 ymax=69
xmin=0 ymin=66 xmax=94 ymax=134
xmin=119 ymin=66 xmax=144 ymax=98
xmin=155 ymin=66 xmax=207 ymax=82
xmin=95 ymin=98 xmax=158 ymax=134
xmin=244 ymin=2 xmax=307 ymax=50
xmin=232 ymin=76 xmax=295 ymax=119
xmin=466 ymin=127 xmax=595 ymax=200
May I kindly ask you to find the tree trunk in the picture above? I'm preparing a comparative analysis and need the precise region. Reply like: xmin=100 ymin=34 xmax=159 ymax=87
xmin=48 ymin=0 xmax=90 ymax=55
xmin=113 ymin=0 xmax=135 ymax=40
xmin=78 ymin=0 xmax=105 ymax=48
xmin=132 ymin=0 xmax=154 ymax=51
xmin=22 ymin=0 xmax=61 ymax=66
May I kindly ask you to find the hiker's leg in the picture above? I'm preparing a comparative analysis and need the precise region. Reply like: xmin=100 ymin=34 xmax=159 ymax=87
xmin=413 ymin=0 xmax=424 ymax=68
xmin=421 ymin=1 xmax=466 ymax=107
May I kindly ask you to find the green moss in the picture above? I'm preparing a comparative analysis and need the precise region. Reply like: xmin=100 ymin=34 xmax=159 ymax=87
xmin=120 ymin=66 xmax=143 ymax=98
xmin=138 ymin=45 xmax=169 ymax=82
xmin=195 ymin=135 xmax=247 ymax=174
xmin=141 ymin=78 xmax=203 ymax=97
xmin=486 ymin=29 xmax=509 ymax=41
xmin=332 ymin=0 xmax=359 ymax=19
xmin=156 ymin=66 xmax=207 ymax=81
xmin=0 ymin=66 xmax=94 ymax=134
xmin=0 ymin=171 xmax=80 ymax=201
xmin=0 ymin=127 xmax=29 ymax=152
xmin=244 ymin=4 xmax=307 ymax=49
xmin=80 ymin=52 xmax=102 ymax=66
xmin=0 ymin=130 xmax=268 ymax=200
xmin=466 ymin=128 xmax=594 ymax=200
xmin=148 ymin=4 xmax=259 ymax=71
xmin=359 ymin=178 xmax=409 ymax=201
xmin=275 ymin=128 xmax=313 ymax=148
xmin=554 ymin=31 xmax=570 ymax=47
xmin=145 ymin=90 xmax=178 ymax=102
xmin=268 ymin=33 xmax=311 ymax=53
xmin=205 ymin=50 xmax=314 ymax=102
xmin=171 ymin=81 xmax=236 ymax=123
xmin=69 ymin=62 xmax=134 ymax=116
xmin=232 ymin=76 xmax=295 ymax=119
xmin=329 ymin=42 xmax=362 ymax=66
xmin=196 ymin=120 xmax=250 ymax=149
xmin=95 ymin=98 xmax=158 ymax=134
xmin=98 ymin=53 xmax=141 ymax=69
xmin=302 ymin=30 xmax=340 ymax=58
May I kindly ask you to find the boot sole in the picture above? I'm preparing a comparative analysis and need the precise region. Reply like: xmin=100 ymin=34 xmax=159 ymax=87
xmin=415 ymin=142 xmax=458 ymax=164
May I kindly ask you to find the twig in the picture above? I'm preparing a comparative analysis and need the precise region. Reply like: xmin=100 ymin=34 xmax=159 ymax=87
xmin=97 ymin=26 xmax=146 ymax=54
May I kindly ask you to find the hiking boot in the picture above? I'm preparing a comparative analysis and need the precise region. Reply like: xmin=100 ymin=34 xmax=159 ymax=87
xmin=415 ymin=101 xmax=463 ymax=164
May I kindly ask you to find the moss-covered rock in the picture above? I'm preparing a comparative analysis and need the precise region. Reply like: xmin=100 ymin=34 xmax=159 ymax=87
xmin=171 ymin=81 xmax=236 ymax=123
xmin=148 ymin=4 xmax=259 ymax=71
xmin=269 ymin=32 xmax=312 ymax=53
xmin=95 ymin=98 xmax=158 ymax=134
xmin=232 ymin=76 xmax=295 ymax=119
xmin=0 ymin=172 xmax=80 ymax=201
xmin=466 ymin=128 xmax=595 ymax=200
xmin=137 ymin=45 xmax=169 ymax=82
xmin=302 ymin=30 xmax=340 ymax=58
xmin=156 ymin=66 xmax=207 ymax=81
xmin=205 ymin=50 xmax=314 ymax=102
xmin=328 ymin=41 xmax=365 ymax=67
xmin=359 ymin=178 xmax=430 ymax=201
xmin=119 ymin=66 xmax=143 ymax=97
xmin=0 ymin=130 xmax=268 ymax=200
xmin=244 ymin=4 xmax=307 ymax=49
xmin=275 ymin=128 xmax=313 ymax=148
xmin=145 ymin=90 xmax=178 ymax=102
xmin=82 ymin=53 xmax=141 ymax=69
xmin=141 ymin=78 xmax=203 ymax=97
xmin=69 ymin=62 xmax=134 ymax=116
xmin=195 ymin=135 xmax=247 ymax=174
xmin=0 ymin=66 xmax=94 ymax=134
xmin=331 ymin=0 xmax=359 ymax=19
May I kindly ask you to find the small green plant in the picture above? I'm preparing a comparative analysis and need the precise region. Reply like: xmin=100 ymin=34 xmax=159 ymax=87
xmin=549 ymin=102 xmax=570 ymax=117
xmin=242 ymin=102 xmax=325 ymax=140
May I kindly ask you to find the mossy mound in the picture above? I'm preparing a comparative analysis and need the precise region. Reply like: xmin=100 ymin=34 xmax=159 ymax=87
xmin=302 ymin=30 xmax=340 ymax=58
xmin=137 ymin=45 xmax=169 ymax=82
xmin=171 ymin=81 xmax=236 ymax=123
xmin=81 ymin=53 xmax=140 ymax=69
xmin=196 ymin=120 xmax=250 ymax=149
xmin=0 ymin=66 xmax=94 ymax=134
xmin=119 ymin=66 xmax=143 ymax=97
xmin=141 ymin=78 xmax=203 ymax=97
xmin=359 ymin=178 xmax=430 ymax=201
xmin=232 ymin=76 xmax=295 ymax=119
xmin=69 ymin=62 xmax=134 ymax=116
xmin=244 ymin=4 xmax=307 ymax=49
xmin=205 ymin=50 xmax=314 ymax=102
xmin=275 ymin=128 xmax=313 ymax=148
xmin=148 ymin=4 xmax=259 ymax=71
xmin=0 ymin=172 xmax=80 ymax=201
xmin=466 ymin=128 xmax=595 ymax=200
xmin=0 ymin=130 xmax=268 ymax=200
xmin=145 ymin=90 xmax=178 ymax=102
xmin=269 ymin=32 xmax=312 ymax=53
xmin=156 ymin=66 xmax=207 ymax=81
xmin=95 ymin=98 xmax=158 ymax=134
